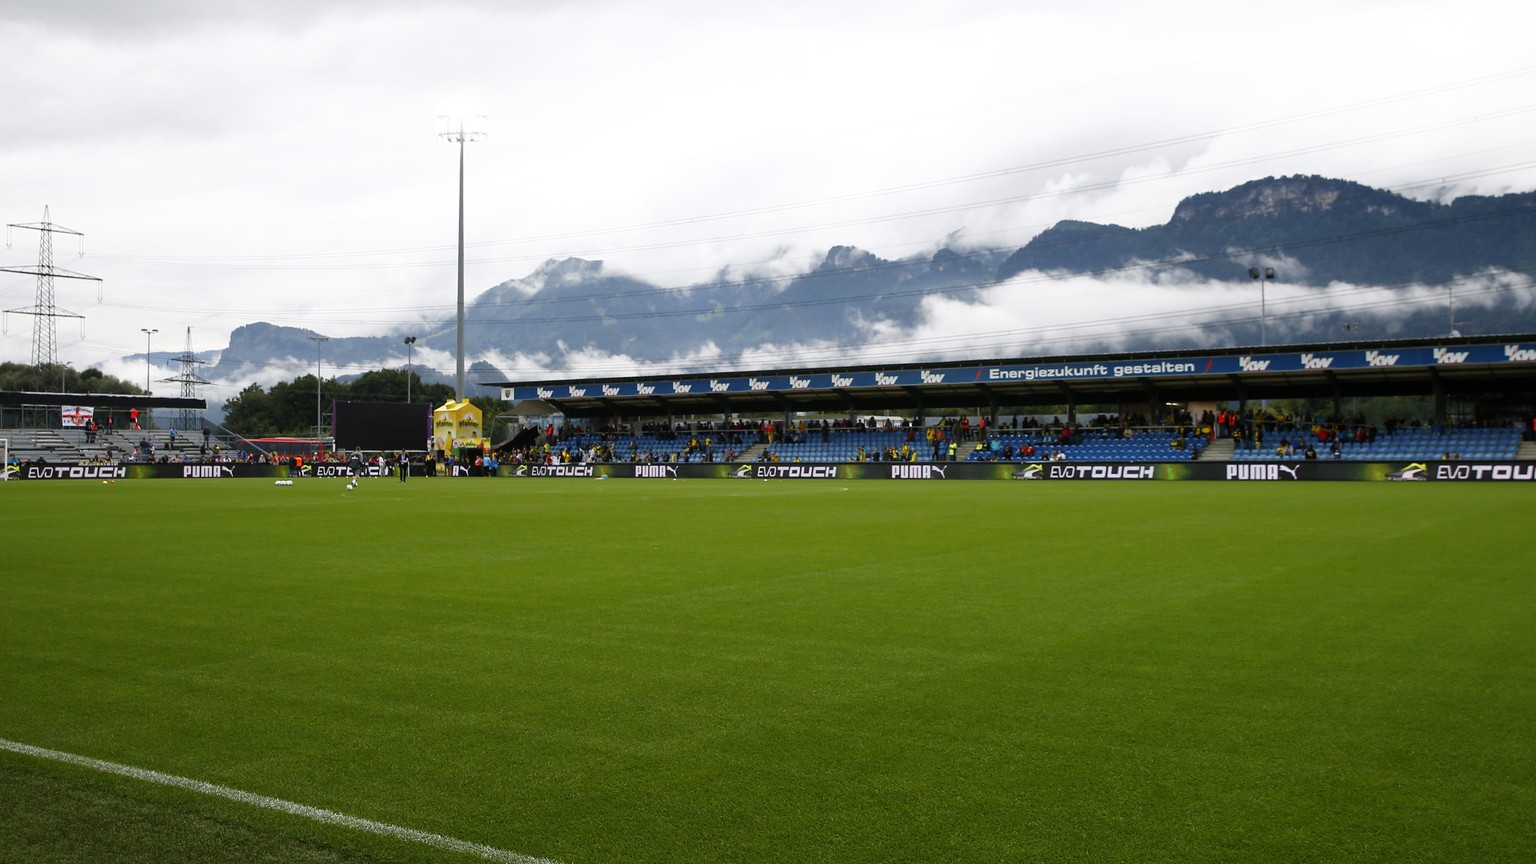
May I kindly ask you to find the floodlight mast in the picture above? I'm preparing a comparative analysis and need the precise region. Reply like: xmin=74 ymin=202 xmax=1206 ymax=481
xmin=1248 ymin=266 xmax=1276 ymax=347
xmin=439 ymin=116 xmax=486 ymax=401
xmin=309 ymin=335 xmax=330 ymax=457
xmin=403 ymin=336 xmax=416 ymax=402
xmin=140 ymin=328 xmax=158 ymax=393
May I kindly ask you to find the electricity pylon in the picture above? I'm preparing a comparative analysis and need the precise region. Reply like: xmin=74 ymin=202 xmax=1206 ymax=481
xmin=3 ymin=207 xmax=102 ymax=389
xmin=162 ymin=326 xmax=211 ymax=432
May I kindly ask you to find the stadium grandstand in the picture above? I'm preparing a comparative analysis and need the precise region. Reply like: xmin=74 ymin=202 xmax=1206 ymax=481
xmin=6 ymin=333 xmax=1536 ymax=474
xmin=0 ymin=392 xmax=207 ymax=467
xmin=490 ymin=333 xmax=1536 ymax=466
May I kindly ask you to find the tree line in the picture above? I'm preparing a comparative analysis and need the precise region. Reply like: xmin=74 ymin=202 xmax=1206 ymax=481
xmin=0 ymin=361 xmax=143 ymax=396
xmin=222 ymin=368 xmax=508 ymax=440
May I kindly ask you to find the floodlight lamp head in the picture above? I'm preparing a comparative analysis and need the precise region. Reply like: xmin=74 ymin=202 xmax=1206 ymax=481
xmin=1248 ymin=267 xmax=1261 ymax=280
xmin=438 ymin=114 xmax=487 ymax=143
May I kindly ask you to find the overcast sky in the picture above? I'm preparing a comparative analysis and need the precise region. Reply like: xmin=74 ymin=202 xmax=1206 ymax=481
xmin=2 ymin=0 xmax=1533 ymax=396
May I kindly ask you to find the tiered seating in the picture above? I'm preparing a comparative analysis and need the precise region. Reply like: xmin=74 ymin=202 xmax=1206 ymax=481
xmin=762 ymin=428 xmax=1203 ymax=462
xmin=81 ymin=427 xmax=193 ymax=460
xmin=3 ymin=427 xmax=221 ymax=463
xmin=968 ymin=430 xmax=1201 ymax=462
xmin=1 ymin=429 xmax=81 ymax=463
xmin=766 ymin=430 xmax=921 ymax=462
xmin=1229 ymin=426 xmax=1521 ymax=461
xmin=561 ymin=433 xmax=736 ymax=463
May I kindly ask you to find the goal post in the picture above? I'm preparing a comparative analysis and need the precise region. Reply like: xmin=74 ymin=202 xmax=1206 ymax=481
xmin=1 ymin=438 xmax=9 ymax=481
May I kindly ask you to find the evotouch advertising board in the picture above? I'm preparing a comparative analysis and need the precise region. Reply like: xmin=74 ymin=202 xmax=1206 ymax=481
xmin=495 ymin=460 xmax=1536 ymax=482
xmin=9 ymin=460 xmax=1535 ymax=481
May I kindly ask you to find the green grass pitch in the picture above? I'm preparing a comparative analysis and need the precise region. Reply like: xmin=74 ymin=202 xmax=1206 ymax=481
xmin=1 ymin=477 xmax=1533 ymax=863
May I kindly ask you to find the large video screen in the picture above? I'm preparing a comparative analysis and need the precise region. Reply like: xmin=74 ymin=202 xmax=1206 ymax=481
xmin=333 ymin=401 xmax=431 ymax=451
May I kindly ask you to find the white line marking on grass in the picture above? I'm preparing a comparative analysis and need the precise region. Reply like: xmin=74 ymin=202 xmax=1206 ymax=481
xmin=0 ymin=737 xmax=563 ymax=864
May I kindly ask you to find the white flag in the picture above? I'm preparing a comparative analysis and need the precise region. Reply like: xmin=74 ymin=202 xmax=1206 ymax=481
xmin=61 ymin=405 xmax=95 ymax=428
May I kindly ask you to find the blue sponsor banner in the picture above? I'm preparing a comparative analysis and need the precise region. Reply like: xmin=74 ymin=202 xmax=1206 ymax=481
xmin=507 ymin=342 xmax=1536 ymax=401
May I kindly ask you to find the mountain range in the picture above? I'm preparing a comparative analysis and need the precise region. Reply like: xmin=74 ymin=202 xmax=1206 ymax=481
xmin=198 ymin=174 xmax=1536 ymax=395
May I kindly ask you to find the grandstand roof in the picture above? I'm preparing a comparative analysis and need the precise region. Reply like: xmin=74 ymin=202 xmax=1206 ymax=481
xmin=0 ymin=391 xmax=205 ymax=410
xmin=489 ymin=334 xmax=1536 ymax=418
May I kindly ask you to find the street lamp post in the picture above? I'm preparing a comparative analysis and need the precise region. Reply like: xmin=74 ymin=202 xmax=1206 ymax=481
xmin=1248 ymin=267 xmax=1275 ymax=347
xmin=440 ymin=116 xmax=485 ymax=401
xmin=403 ymin=336 xmax=416 ymax=403
xmin=140 ymin=328 xmax=158 ymax=393
xmin=309 ymin=335 xmax=330 ymax=458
